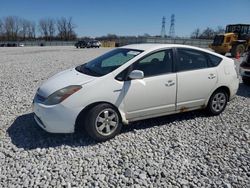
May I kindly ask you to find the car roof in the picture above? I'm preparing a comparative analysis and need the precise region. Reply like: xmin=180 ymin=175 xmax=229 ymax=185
xmin=120 ymin=43 xmax=225 ymax=58
xmin=121 ymin=43 xmax=202 ymax=51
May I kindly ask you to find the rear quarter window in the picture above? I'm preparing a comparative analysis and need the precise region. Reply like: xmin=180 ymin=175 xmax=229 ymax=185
xmin=207 ymin=54 xmax=222 ymax=67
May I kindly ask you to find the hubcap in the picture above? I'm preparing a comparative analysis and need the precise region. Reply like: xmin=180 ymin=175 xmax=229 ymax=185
xmin=95 ymin=108 xmax=119 ymax=136
xmin=211 ymin=92 xmax=226 ymax=112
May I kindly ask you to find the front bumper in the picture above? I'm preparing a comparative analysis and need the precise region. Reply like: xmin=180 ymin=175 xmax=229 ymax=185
xmin=33 ymin=101 xmax=78 ymax=133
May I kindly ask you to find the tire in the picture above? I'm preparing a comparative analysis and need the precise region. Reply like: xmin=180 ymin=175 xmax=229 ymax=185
xmin=231 ymin=44 xmax=245 ymax=57
xmin=84 ymin=104 xmax=122 ymax=141
xmin=242 ymin=76 xmax=250 ymax=85
xmin=206 ymin=89 xmax=228 ymax=115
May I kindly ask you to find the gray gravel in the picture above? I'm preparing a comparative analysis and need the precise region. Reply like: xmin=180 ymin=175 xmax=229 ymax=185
xmin=0 ymin=46 xmax=250 ymax=188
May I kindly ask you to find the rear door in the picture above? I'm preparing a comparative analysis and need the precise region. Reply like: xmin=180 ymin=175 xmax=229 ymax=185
xmin=175 ymin=48 xmax=218 ymax=110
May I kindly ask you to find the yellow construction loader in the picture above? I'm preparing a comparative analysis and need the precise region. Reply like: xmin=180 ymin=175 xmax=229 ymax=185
xmin=210 ymin=24 xmax=250 ymax=57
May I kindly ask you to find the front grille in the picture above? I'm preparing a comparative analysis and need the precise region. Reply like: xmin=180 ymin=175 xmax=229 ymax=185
xmin=212 ymin=35 xmax=224 ymax=46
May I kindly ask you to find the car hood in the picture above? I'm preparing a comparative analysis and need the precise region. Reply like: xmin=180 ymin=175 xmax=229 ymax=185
xmin=38 ymin=68 xmax=95 ymax=98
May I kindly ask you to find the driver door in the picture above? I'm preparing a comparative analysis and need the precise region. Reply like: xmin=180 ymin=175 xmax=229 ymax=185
xmin=123 ymin=49 xmax=177 ymax=120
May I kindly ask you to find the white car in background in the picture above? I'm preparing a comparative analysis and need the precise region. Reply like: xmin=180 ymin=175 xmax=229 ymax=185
xmin=33 ymin=44 xmax=239 ymax=141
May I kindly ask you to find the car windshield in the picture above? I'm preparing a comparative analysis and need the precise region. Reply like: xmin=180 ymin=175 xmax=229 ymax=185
xmin=76 ymin=48 xmax=143 ymax=76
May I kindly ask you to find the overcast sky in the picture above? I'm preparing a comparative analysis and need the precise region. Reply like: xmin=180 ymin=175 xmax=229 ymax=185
xmin=0 ymin=0 xmax=249 ymax=37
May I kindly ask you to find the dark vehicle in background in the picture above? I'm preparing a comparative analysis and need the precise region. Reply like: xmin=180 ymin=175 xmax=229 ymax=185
xmin=87 ymin=40 xmax=101 ymax=48
xmin=240 ymin=51 xmax=250 ymax=84
xmin=75 ymin=40 xmax=88 ymax=48
xmin=0 ymin=43 xmax=18 ymax=47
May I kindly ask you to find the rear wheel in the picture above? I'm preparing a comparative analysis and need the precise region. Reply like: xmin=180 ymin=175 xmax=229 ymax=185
xmin=84 ymin=104 xmax=122 ymax=141
xmin=206 ymin=89 xmax=228 ymax=115
xmin=231 ymin=44 xmax=245 ymax=57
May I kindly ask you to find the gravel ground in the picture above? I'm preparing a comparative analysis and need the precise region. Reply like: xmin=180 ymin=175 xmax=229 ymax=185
xmin=0 ymin=46 xmax=249 ymax=188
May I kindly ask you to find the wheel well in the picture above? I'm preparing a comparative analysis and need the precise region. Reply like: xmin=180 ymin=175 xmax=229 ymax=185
xmin=213 ymin=86 xmax=230 ymax=101
xmin=75 ymin=102 xmax=122 ymax=132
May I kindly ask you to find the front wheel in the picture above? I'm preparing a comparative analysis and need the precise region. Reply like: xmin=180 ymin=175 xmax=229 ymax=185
xmin=206 ymin=89 xmax=228 ymax=115
xmin=84 ymin=104 xmax=122 ymax=141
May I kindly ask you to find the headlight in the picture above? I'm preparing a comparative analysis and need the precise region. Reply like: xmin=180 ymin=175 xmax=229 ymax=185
xmin=44 ymin=85 xmax=82 ymax=105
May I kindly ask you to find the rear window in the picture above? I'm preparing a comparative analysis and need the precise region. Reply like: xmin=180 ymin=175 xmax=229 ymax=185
xmin=208 ymin=54 xmax=222 ymax=67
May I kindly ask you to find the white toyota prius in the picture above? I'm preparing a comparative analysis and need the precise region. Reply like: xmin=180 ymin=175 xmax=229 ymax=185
xmin=33 ymin=44 xmax=239 ymax=141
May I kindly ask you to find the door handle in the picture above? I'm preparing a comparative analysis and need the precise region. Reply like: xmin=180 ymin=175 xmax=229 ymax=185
xmin=208 ymin=74 xmax=216 ymax=79
xmin=165 ymin=80 xmax=175 ymax=87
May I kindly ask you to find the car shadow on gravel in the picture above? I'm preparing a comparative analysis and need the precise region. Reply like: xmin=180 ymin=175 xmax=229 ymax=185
xmin=237 ymin=83 xmax=250 ymax=98
xmin=8 ymin=110 xmax=208 ymax=150
xmin=7 ymin=113 xmax=96 ymax=150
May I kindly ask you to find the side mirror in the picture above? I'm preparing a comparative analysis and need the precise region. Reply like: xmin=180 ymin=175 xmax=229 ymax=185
xmin=128 ymin=70 xmax=144 ymax=80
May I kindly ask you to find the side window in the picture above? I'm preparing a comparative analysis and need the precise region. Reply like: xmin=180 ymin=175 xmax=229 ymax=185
xmin=132 ymin=50 xmax=173 ymax=77
xmin=139 ymin=51 xmax=165 ymax=64
xmin=177 ymin=48 xmax=208 ymax=71
xmin=207 ymin=54 xmax=222 ymax=67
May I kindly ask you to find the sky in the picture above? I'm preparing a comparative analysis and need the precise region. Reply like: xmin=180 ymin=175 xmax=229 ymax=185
xmin=0 ymin=0 xmax=249 ymax=37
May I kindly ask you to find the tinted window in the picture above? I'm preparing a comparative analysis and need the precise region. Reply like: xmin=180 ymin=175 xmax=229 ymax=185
xmin=132 ymin=49 xmax=173 ymax=77
xmin=177 ymin=48 xmax=208 ymax=71
xmin=208 ymin=54 xmax=222 ymax=67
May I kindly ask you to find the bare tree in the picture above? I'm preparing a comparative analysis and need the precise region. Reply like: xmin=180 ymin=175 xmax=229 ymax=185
xmin=191 ymin=28 xmax=201 ymax=39
xmin=200 ymin=27 xmax=215 ymax=39
xmin=0 ymin=19 xmax=3 ymax=34
xmin=57 ymin=17 xmax=76 ymax=40
xmin=57 ymin=17 xmax=67 ymax=40
xmin=39 ymin=18 xmax=49 ymax=40
xmin=0 ymin=15 xmax=78 ymax=41
xmin=19 ymin=19 xmax=30 ymax=40
xmin=48 ymin=18 xmax=55 ymax=40
xmin=39 ymin=18 xmax=56 ymax=40
xmin=0 ymin=19 xmax=3 ymax=40
xmin=28 ymin=21 xmax=36 ymax=39
xmin=3 ymin=16 xmax=21 ymax=40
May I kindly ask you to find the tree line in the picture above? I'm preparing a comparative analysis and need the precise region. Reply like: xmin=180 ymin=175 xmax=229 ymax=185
xmin=191 ymin=26 xmax=225 ymax=39
xmin=0 ymin=16 xmax=77 ymax=41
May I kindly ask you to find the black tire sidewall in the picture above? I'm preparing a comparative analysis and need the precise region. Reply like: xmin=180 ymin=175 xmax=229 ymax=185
xmin=84 ymin=104 xmax=122 ymax=141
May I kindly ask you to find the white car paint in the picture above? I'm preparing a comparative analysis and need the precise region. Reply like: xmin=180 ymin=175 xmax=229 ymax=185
xmin=33 ymin=44 xmax=239 ymax=133
xmin=124 ymin=73 xmax=177 ymax=120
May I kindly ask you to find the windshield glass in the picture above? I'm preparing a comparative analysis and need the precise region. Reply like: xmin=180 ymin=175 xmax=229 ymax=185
xmin=76 ymin=48 xmax=143 ymax=76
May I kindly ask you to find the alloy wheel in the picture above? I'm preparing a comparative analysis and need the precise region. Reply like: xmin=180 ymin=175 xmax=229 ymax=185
xmin=95 ymin=108 xmax=119 ymax=136
xmin=211 ymin=92 xmax=227 ymax=113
